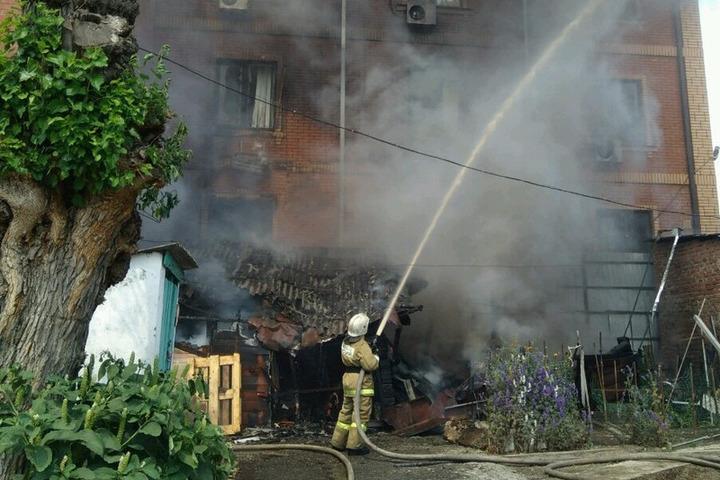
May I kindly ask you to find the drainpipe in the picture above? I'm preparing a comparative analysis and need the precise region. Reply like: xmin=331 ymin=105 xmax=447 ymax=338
xmin=338 ymin=0 xmax=347 ymax=246
xmin=641 ymin=228 xmax=681 ymax=350
xmin=651 ymin=228 xmax=680 ymax=319
xmin=674 ymin=2 xmax=701 ymax=234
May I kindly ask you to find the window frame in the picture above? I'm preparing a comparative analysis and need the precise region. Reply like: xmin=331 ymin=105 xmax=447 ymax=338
xmin=587 ymin=75 xmax=650 ymax=165
xmin=216 ymin=58 xmax=279 ymax=131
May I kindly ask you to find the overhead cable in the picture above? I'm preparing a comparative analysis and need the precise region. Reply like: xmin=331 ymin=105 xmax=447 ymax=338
xmin=137 ymin=47 xmax=720 ymax=222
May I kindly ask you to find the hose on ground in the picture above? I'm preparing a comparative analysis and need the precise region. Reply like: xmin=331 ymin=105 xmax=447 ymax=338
xmin=232 ymin=443 xmax=355 ymax=480
xmin=543 ymin=452 xmax=720 ymax=480
xmin=352 ymin=369 xmax=720 ymax=479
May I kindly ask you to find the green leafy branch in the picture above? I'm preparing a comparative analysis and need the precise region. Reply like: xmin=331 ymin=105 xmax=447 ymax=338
xmin=0 ymin=2 xmax=191 ymax=218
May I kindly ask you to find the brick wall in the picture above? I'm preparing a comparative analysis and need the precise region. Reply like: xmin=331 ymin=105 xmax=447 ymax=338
xmin=4 ymin=1 xmax=717 ymax=248
xmin=683 ymin=1 xmax=720 ymax=233
xmin=592 ymin=0 xmax=719 ymax=235
xmin=133 ymin=0 xmax=718 ymax=247
xmin=0 ymin=0 xmax=18 ymax=19
xmin=654 ymin=235 xmax=720 ymax=373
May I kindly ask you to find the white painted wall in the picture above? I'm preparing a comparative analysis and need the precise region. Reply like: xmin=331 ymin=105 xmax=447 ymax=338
xmin=86 ymin=252 xmax=165 ymax=366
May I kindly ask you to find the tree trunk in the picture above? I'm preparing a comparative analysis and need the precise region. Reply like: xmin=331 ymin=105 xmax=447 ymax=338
xmin=0 ymin=175 xmax=141 ymax=476
xmin=0 ymin=175 xmax=140 ymax=377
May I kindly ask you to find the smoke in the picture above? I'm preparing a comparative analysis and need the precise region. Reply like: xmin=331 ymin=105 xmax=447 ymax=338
xmin=335 ymin=0 xmax=650 ymax=367
xmin=136 ymin=0 xmax=657 ymax=369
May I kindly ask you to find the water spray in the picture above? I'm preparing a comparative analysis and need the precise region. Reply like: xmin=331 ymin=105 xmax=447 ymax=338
xmin=374 ymin=0 xmax=605 ymax=340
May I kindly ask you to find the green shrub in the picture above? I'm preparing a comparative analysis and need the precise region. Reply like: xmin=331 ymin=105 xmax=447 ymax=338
xmin=0 ymin=354 xmax=234 ymax=479
xmin=623 ymin=368 xmax=668 ymax=447
xmin=483 ymin=345 xmax=591 ymax=453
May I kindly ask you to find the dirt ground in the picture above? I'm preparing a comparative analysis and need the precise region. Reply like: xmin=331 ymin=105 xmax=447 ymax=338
xmin=229 ymin=423 xmax=720 ymax=480
xmin=232 ymin=427 xmax=543 ymax=480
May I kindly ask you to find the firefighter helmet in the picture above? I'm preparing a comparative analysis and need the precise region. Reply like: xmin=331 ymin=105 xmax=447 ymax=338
xmin=347 ymin=313 xmax=369 ymax=337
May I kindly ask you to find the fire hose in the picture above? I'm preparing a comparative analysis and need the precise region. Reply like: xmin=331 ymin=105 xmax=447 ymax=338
xmin=231 ymin=369 xmax=720 ymax=480
xmin=232 ymin=443 xmax=356 ymax=480
xmin=349 ymin=369 xmax=720 ymax=480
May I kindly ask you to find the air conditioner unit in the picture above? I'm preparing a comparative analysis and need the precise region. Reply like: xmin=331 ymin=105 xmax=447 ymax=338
xmin=219 ymin=0 xmax=248 ymax=10
xmin=593 ymin=139 xmax=623 ymax=163
xmin=407 ymin=1 xmax=437 ymax=26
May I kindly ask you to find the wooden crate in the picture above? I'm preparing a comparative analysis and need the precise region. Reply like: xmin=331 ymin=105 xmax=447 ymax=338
xmin=178 ymin=353 xmax=242 ymax=435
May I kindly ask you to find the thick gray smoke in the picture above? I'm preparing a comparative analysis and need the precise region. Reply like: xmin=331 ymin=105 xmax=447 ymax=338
xmin=334 ymin=0 xmax=657 ymax=368
xmin=138 ymin=0 xmax=658 ymax=370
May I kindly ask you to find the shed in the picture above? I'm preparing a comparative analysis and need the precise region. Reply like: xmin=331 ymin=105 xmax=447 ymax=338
xmin=86 ymin=242 xmax=198 ymax=370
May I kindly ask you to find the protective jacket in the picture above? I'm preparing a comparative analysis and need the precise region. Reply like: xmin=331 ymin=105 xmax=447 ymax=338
xmin=340 ymin=335 xmax=379 ymax=396
xmin=330 ymin=335 xmax=379 ymax=451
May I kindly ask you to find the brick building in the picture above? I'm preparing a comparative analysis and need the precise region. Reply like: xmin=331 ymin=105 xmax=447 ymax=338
xmin=654 ymin=234 xmax=720 ymax=371
xmin=127 ymin=0 xmax=720 ymax=361
xmin=3 ymin=1 xmax=720 ymax=374
xmin=131 ymin=0 xmax=720 ymax=243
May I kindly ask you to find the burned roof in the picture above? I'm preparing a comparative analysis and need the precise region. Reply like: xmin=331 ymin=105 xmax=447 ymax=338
xmin=230 ymin=245 xmax=426 ymax=342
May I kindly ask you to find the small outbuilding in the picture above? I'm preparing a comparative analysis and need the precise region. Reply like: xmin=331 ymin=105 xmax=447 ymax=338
xmin=86 ymin=242 xmax=198 ymax=370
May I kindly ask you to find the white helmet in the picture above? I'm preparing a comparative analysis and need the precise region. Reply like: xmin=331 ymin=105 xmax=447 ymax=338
xmin=348 ymin=313 xmax=369 ymax=337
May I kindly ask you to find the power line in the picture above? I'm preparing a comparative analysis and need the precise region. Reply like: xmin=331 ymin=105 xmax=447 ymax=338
xmin=138 ymin=47 xmax=720 ymax=222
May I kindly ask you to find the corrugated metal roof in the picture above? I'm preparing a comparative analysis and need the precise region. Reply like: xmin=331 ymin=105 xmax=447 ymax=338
xmin=230 ymin=246 xmax=425 ymax=337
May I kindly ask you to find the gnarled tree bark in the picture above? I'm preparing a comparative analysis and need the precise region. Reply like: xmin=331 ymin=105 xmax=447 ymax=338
xmin=0 ymin=175 xmax=140 ymax=379
xmin=0 ymin=1 xmax=167 ymax=475
xmin=0 ymin=176 xmax=141 ymax=478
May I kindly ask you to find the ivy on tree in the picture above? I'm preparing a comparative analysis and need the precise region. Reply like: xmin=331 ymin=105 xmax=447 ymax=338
xmin=0 ymin=1 xmax=190 ymax=219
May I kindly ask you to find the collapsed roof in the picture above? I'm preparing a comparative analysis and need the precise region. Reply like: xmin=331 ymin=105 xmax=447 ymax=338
xmin=228 ymin=245 xmax=427 ymax=351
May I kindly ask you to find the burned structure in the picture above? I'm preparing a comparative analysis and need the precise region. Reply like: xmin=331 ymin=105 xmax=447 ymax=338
xmin=232 ymin=245 xmax=429 ymax=425
xmin=124 ymin=0 xmax=720 ymax=430
xmin=175 ymin=244 xmax=462 ymax=428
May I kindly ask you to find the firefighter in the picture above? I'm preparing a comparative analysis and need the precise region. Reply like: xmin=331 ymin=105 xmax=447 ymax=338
xmin=330 ymin=312 xmax=379 ymax=455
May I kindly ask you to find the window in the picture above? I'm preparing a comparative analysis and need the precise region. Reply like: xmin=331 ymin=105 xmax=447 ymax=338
xmin=205 ymin=196 xmax=274 ymax=243
xmin=218 ymin=60 xmax=277 ymax=129
xmin=589 ymin=77 xmax=645 ymax=158
xmin=617 ymin=79 xmax=644 ymax=143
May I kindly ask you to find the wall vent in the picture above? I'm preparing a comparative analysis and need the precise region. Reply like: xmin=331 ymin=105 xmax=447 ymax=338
xmin=407 ymin=1 xmax=437 ymax=26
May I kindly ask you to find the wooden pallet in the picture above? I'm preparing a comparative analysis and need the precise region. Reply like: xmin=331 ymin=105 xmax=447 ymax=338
xmin=180 ymin=353 xmax=242 ymax=435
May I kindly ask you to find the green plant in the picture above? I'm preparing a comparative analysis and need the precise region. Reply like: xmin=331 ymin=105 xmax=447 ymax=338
xmin=0 ymin=2 xmax=190 ymax=219
xmin=483 ymin=345 xmax=590 ymax=453
xmin=623 ymin=367 xmax=668 ymax=447
xmin=0 ymin=354 xmax=234 ymax=479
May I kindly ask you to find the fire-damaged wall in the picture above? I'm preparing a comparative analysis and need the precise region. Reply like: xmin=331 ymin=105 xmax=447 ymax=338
xmin=654 ymin=234 xmax=720 ymax=372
